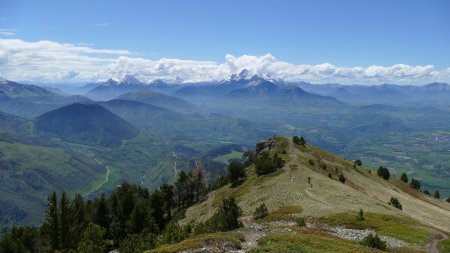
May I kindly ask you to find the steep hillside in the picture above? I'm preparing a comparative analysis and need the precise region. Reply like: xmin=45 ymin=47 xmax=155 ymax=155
xmin=35 ymin=103 xmax=139 ymax=146
xmin=178 ymin=136 xmax=450 ymax=252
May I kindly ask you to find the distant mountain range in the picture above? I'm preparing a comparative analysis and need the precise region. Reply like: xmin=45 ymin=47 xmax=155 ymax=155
xmin=0 ymin=78 xmax=91 ymax=118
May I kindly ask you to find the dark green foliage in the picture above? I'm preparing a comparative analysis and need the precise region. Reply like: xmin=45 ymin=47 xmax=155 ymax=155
xmin=213 ymin=197 xmax=242 ymax=231
xmin=0 ymin=180 xmax=208 ymax=253
xmin=446 ymin=196 xmax=450 ymax=203
xmin=42 ymin=192 xmax=59 ymax=252
xmin=160 ymin=221 xmax=188 ymax=244
xmin=228 ymin=162 xmax=246 ymax=185
xmin=339 ymin=174 xmax=346 ymax=184
xmin=253 ymin=203 xmax=269 ymax=220
xmin=255 ymin=152 xmax=283 ymax=176
xmin=400 ymin=173 xmax=408 ymax=183
xmin=409 ymin=178 xmax=421 ymax=190
xmin=320 ymin=162 xmax=327 ymax=170
xmin=308 ymin=159 xmax=315 ymax=166
xmin=389 ymin=197 xmax=402 ymax=210
xmin=433 ymin=190 xmax=440 ymax=199
xmin=357 ymin=208 xmax=365 ymax=221
xmin=423 ymin=190 xmax=431 ymax=196
xmin=354 ymin=159 xmax=362 ymax=166
xmin=0 ymin=227 xmax=39 ymax=253
xmin=377 ymin=166 xmax=390 ymax=180
xmin=119 ymin=233 xmax=157 ymax=253
xmin=292 ymin=135 xmax=306 ymax=146
xmin=59 ymin=191 xmax=72 ymax=249
xmin=77 ymin=223 xmax=107 ymax=253
xmin=195 ymin=197 xmax=242 ymax=234
xmin=360 ymin=234 xmax=387 ymax=251
xmin=296 ymin=217 xmax=306 ymax=227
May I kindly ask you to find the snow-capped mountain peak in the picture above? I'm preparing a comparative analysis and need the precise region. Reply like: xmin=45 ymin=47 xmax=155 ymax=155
xmin=99 ymin=75 xmax=143 ymax=86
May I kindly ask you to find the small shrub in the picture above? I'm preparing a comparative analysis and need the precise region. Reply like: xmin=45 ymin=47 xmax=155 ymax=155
xmin=292 ymin=136 xmax=306 ymax=146
xmin=360 ymin=234 xmax=387 ymax=251
xmin=423 ymin=190 xmax=430 ymax=196
xmin=296 ymin=217 xmax=306 ymax=227
xmin=377 ymin=166 xmax=390 ymax=180
xmin=354 ymin=159 xmax=362 ymax=166
xmin=320 ymin=163 xmax=327 ymax=170
xmin=328 ymin=173 xmax=332 ymax=178
xmin=433 ymin=190 xmax=440 ymax=199
xmin=338 ymin=174 xmax=346 ymax=184
xmin=253 ymin=203 xmax=269 ymax=220
xmin=389 ymin=197 xmax=402 ymax=210
xmin=308 ymin=159 xmax=315 ymax=166
xmin=356 ymin=208 xmax=364 ymax=221
xmin=446 ymin=196 xmax=450 ymax=203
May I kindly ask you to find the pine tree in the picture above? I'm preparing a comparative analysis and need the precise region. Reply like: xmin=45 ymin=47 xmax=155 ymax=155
xmin=59 ymin=191 xmax=72 ymax=249
xmin=127 ymin=200 xmax=147 ymax=234
xmin=175 ymin=171 xmax=188 ymax=209
xmin=409 ymin=178 xmax=421 ymax=190
xmin=400 ymin=173 xmax=408 ymax=183
xmin=192 ymin=161 xmax=206 ymax=202
xmin=71 ymin=193 xmax=85 ymax=248
xmin=94 ymin=194 xmax=110 ymax=229
xmin=44 ymin=192 xmax=59 ymax=251
xmin=160 ymin=184 xmax=175 ymax=221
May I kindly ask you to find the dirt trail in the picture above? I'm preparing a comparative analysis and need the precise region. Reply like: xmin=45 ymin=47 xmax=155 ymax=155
xmin=429 ymin=232 xmax=449 ymax=253
xmin=239 ymin=217 xmax=267 ymax=252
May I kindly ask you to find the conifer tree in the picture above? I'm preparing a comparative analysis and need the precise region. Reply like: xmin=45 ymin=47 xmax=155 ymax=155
xmin=59 ymin=191 xmax=72 ymax=249
xmin=400 ymin=173 xmax=408 ymax=183
xmin=44 ymin=192 xmax=59 ymax=251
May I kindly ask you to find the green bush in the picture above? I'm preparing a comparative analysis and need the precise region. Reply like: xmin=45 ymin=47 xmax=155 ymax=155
xmin=389 ymin=197 xmax=402 ymax=210
xmin=354 ymin=159 xmax=362 ymax=166
xmin=338 ymin=174 xmax=346 ymax=184
xmin=228 ymin=162 xmax=246 ymax=185
xmin=296 ymin=217 xmax=306 ymax=227
xmin=377 ymin=166 xmax=390 ymax=180
xmin=255 ymin=152 xmax=283 ymax=176
xmin=308 ymin=159 xmax=315 ymax=166
xmin=292 ymin=136 xmax=306 ymax=146
xmin=360 ymin=234 xmax=387 ymax=251
xmin=253 ymin=203 xmax=269 ymax=220
xmin=409 ymin=178 xmax=421 ymax=189
xmin=356 ymin=208 xmax=364 ymax=221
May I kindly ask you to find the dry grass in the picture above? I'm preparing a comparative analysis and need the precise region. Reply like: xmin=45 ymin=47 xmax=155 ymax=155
xmin=183 ymin=137 xmax=450 ymax=233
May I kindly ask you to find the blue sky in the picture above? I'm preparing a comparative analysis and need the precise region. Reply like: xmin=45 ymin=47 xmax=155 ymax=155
xmin=0 ymin=0 xmax=449 ymax=84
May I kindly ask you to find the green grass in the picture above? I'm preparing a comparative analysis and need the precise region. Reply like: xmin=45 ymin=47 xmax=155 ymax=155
xmin=212 ymin=150 xmax=244 ymax=164
xmin=437 ymin=238 xmax=450 ymax=253
xmin=249 ymin=232 xmax=378 ymax=253
xmin=263 ymin=205 xmax=303 ymax=222
xmin=147 ymin=232 xmax=244 ymax=253
xmin=319 ymin=212 xmax=432 ymax=245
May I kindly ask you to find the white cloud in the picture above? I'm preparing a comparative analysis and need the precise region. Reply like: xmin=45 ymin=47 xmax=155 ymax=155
xmin=0 ymin=29 xmax=16 ymax=36
xmin=0 ymin=38 xmax=448 ymax=85
xmin=94 ymin=22 xmax=109 ymax=27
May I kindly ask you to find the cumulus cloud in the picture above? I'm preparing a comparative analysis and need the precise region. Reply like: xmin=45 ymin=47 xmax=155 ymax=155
xmin=0 ymin=38 xmax=448 ymax=85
